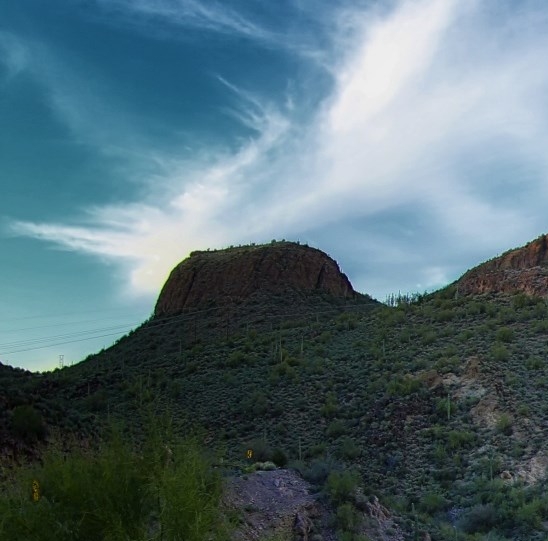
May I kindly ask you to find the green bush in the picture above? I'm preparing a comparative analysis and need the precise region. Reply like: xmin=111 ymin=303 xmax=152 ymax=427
xmin=271 ymin=448 xmax=288 ymax=468
xmin=326 ymin=420 xmax=346 ymax=439
xmin=386 ymin=375 xmax=422 ymax=397
xmin=338 ymin=437 xmax=361 ymax=460
xmin=496 ymin=327 xmax=514 ymax=343
xmin=325 ymin=470 xmax=360 ymax=505
xmin=419 ymin=492 xmax=447 ymax=514
xmin=491 ymin=344 xmax=510 ymax=362
xmin=0 ymin=427 xmax=227 ymax=541
xmin=336 ymin=502 xmax=361 ymax=532
xmin=459 ymin=504 xmax=498 ymax=533
xmin=10 ymin=405 xmax=47 ymax=442
xmin=496 ymin=413 xmax=513 ymax=435
xmin=447 ymin=430 xmax=475 ymax=450
xmin=247 ymin=438 xmax=271 ymax=462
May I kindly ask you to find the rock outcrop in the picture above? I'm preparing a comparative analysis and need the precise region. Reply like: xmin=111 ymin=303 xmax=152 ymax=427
xmin=456 ymin=234 xmax=548 ymax=297
xmin=155 ymin=242 xmax=358 ymax=317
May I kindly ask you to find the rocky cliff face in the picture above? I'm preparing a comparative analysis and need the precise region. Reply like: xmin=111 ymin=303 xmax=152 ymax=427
xmin=154 ymin=242 xmax=357 ymax=317
xmin=457 ymin=235 xmax=548 ymax=296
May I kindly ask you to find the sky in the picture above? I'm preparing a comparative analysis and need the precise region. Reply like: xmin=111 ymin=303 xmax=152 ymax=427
xmin=2 ymin=0 xmax=548 ymax=372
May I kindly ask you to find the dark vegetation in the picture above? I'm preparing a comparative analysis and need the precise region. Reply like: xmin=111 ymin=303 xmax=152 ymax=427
xmin=3 ymin=285 xmax=548 ymax=539
xmin=0 ymin=417 xmax=229 ymax=541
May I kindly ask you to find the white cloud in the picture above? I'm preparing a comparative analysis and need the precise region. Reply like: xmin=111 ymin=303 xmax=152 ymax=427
xmin=11 ymin=0 xmax=548 ymax=300
xmin=0 ymin=31 xmax=29 ymax=78
xmin=97 ymin=0 xmax=279 ymax=44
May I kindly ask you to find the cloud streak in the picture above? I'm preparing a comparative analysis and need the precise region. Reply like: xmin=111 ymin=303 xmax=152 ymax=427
xmin=10 ymin=0 xmax=548 ymax=300
xmin=94 ymin=0 xmax=290 ymax=51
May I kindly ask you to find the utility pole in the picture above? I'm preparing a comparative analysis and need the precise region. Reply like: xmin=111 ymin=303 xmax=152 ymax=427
xmin=59 ymin=355 xmax=64 ymax=369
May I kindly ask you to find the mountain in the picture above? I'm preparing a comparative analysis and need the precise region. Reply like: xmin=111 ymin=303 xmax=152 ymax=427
xmin=154 ymin=241 xmax=360 ymax=317
xmin=4 ymin=237 xmax=548 ymax=540
xmin=457 ymin=234 xmax=548 ymax=296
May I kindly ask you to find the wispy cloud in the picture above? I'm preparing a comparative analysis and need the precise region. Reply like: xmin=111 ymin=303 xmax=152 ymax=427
xmin=0 ymin=31 xmax=29 ymax=79
xmin=96 ymin=0 xmax=279 ymax=44
xmin=10 ymin=0 xmax=548 ymax=299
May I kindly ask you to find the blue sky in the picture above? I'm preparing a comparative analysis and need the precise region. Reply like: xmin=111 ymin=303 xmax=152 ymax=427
xmin=2 ymin=0 xmax=548 ymax=372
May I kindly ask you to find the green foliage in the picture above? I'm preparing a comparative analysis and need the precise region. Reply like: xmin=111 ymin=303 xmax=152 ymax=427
xmin=491 ymin=344 xmax=510 ymax=362
xmin=459 ymin=504 xmax=498 ymax=533
xmin=320 ymin=392 xmax=339 ymax=418
xmin=10 ymin=405 xmax=47 ymax=442
xmin=247 ymin=438 xmax=271 ymax=462
xmin=227 ymin=350 xmax=248 ymax=367
xmin=270 ymin=448 xmax=288 ymax=468
xmin=8 ymin=276 xmax=548 ymax=540
xmin=419 ymin=492 xmax=447 ymax=514
xmin=386 ymin=375 xmax=422 ymax=397
xmin=447 ymin=430 xmax=475 ymax=450
xmin=496 ymin=327 xmax=514 ymax=343
xmin=0 ymin=425 xmax=227 ymax=541
xmin=326 ymin=420 xmax=347 ymax=439
xmin=336 ymin=502 xmax=361 ymax=533
xmin=325 ymin=470 xmax=360 ymax=505
xmin=337 ymin=437 xmax=361 ymax=460
xmin=496 ymin=413 xmax=513 ymax=435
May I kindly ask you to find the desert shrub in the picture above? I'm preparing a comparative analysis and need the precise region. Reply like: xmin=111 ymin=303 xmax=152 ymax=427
xmin=447 ymin=430 xmax=475 ymax=450
xmin=419 ymin=492 xmax=447 ymax=514
xmin=435 ymin=396 xmax=456 ymax=420
xmin=466 ymin=301 xmax=486 ymax=316
xmin=387 ymin=375 xmax=422 ymax=397
xmin=301 ymin=458 xmax=334 ymax=485
xmin=517 ymin=403 xmax=530 ymax=416
xmin=436 ymin=309 xmax=454 ymax=322
xmin=496 ymin=327 xmax=514 ymax=343
xmin=338 ymin=438 xmax=361 ymax=460
xmin=83 ymin=390 xmax=108 ymax=412
xmin=10 ymin=405 xmax=47 ymax=442
xmin=320 ymin=392 xmax=339 ymax=418
xmin=515 ymin=497 xmax=548 ymax=530
xmin=525 ymin=356 xmax=543 ymax=370
xmin=491 ymin=344 xmax=509 ymax=362
xmin=326 ymin=420 xmax=347 ymax=439
xmin=533 ymin=319 xmax=548 ymax=333
xmin=307 ymin=442 xmax=327 ymax=458
xmin=497 ymin=308 xmax=516 ymax=324
xmin=227 ymin=350 xmax=247 ymax=367
xmin=0 ymin=428 xmax=226 ymax=541
xmin=244 ymin=390 xmax=269 ymax=416
xmin=512 ymin=293 xmax=530 ymax=310
xmin=496 ymin=413 xmax=513 ymax=435
xmin=459 ymin=504 xmax=498 ymax=533
xmin=421 ymin=330 xmax=437 ymax=346
xmin=271 ymin=448 xmax=288 ymax=468
xmin=247 ymin=438 xmax=271 ymax=462
xmin=326 ymin=470 xmax=360 ymax=505
xmin=336 ymin=502 xmax=361 ymax=532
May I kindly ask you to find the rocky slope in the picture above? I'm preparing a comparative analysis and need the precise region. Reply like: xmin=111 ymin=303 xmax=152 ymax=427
xmin=155 ymin=242 xmax=359 ymax=317
xmin=223 ymin=468 xmax=404 ymax=541
xmin=457 ymin=234 xmax=548 ymax=296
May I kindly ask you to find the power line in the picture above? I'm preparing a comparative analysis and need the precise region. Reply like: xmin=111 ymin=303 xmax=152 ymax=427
xmin=2 ymin=314 xmax=144 ymax=334
xmin=0 ymin=306 xmax=150 ymax=323
xmin=0 ymin=300 xmax=381 ymax=357
xmin=0 ymin=322 xmax=139 ymax=349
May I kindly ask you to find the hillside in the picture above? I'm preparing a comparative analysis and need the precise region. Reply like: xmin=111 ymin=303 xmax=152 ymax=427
xmin=457 ymin=234 xmax=548 ymax=296
xmin=3 ymin=238 xmax=548 ymax=540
